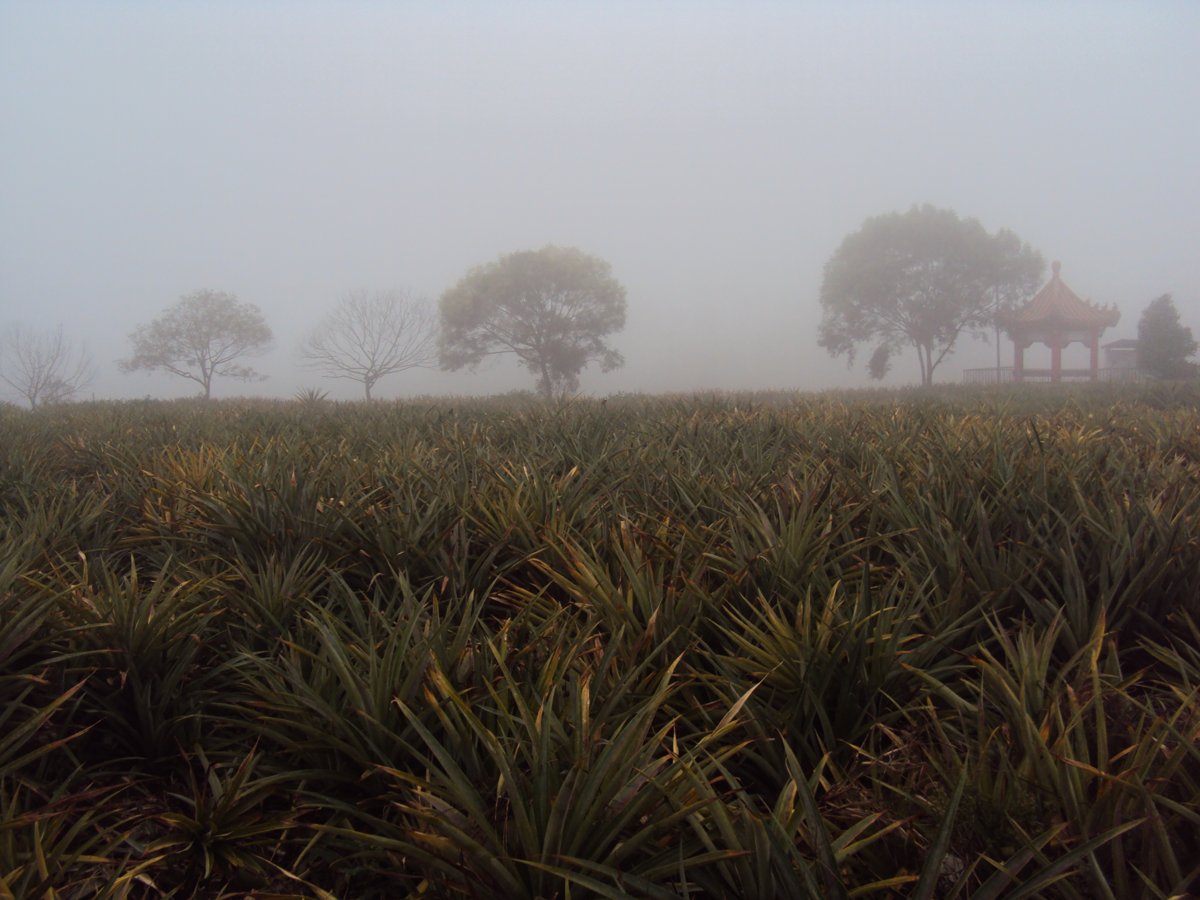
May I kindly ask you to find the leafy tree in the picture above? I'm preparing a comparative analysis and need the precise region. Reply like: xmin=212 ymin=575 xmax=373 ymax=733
xmin=120 ymin=290 xmax=272 ymax=399
xmin=1137 ymin=294 xmax=1197 ymax=379
xmin=819 ymin=205 xmax=1043 ymax=385
xmin=439 ymin=245 xmax=626 ymax=397
xmin=301 ymin=289 xmax=437 ymax=400
xmin=986 ymin=228 xmax=1045 ymax=370
xmin=0 ymin=324 xmax=94 ymax=408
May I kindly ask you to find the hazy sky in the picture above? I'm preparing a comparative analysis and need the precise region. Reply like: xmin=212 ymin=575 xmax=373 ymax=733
xmin=2 ymin=1 xmax=1197 ymax=400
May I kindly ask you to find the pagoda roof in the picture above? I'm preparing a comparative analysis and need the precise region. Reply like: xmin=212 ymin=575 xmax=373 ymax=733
xmin=1001 ymin=261 xmax=1120 ymax=330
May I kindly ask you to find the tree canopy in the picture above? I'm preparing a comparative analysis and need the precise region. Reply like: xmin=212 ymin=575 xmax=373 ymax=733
xmin=120 ymin=290 xmax=273 ymax=399
xmin=1137 ymin=294 xmax=1197 ymax=379
xmin=439 ymin=245 xmax=626 ymax=397
xmin=818 ymin=205 xmax=1043 ymax=385
xmin=301 ymin=289 xmax=437 ymax=400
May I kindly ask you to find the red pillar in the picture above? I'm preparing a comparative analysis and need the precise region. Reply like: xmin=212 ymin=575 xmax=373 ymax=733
xmin=1051 ymin=336 xmax=1062 ymax=383
xmin=1014 ymin=343 xmax=1024 ymax=382
xmin=1090 ymin=332 xmax=1100 ymax=381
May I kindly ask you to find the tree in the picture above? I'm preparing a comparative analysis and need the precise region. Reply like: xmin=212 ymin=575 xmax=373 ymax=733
xmin=0 ymin=324 xmax=94 ymax=408
xmin=439 ymin=245 xmax=626 ymax=397
xmin=818 ymin=205 xmax=1043 ymax=385
xmin=120 ymin=290 xmax=273 ymax=399
xmin=301 ymin=289 xmax=437 ymax=400
xmin=986 ymin=228 xmax=1045 ymax=371
xmin=1137 ymin=294 xmax=1197 ymax=379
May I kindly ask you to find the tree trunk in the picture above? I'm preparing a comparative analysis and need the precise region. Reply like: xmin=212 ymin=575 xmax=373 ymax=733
xmin=993 ymin=287 xmax=1002 ymax=375
xmin=364 ymin=380 xmax=373 ymax=401
xmin=917 ymin=343 xmax=934 ymax=386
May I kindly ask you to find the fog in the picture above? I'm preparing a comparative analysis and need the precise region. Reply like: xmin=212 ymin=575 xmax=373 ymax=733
xmin=2 ymin=1 xmax=1197 ymax=401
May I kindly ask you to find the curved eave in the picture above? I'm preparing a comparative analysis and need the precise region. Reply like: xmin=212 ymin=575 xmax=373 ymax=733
xmin=1000 ymin=263 xmax=1120 ymax=333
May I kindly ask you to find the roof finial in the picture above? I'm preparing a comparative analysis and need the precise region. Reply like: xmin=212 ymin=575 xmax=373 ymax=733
xmin=1052 ymin=260 xmax=1061 ymax=276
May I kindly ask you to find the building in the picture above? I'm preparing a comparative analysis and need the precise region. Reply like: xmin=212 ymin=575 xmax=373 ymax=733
xmin=1103 ymin=338 xmax=1139 ymax=370
xmin=998 ymin=261 xmax=1120 ymax=382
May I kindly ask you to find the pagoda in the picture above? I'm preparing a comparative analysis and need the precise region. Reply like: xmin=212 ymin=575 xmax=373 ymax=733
xmin=1000 ymin=261 xmax=1120 ymax=382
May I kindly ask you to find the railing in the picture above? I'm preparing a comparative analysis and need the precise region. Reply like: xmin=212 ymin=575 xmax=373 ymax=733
xmin=1098 ymin=368 xmax=1149 ymax=383
xmin=963 ymin=367 xmax=1016 ymax=384
xmin=962 ymin=367 xmax=1148 ymax=384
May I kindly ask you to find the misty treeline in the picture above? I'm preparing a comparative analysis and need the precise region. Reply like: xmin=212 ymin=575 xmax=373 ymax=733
xmin=819 ymin=205 xmax=1045 ymax=386
xmin=816 ymin=205 xmax=1195 ymax=385
xmin=3 ymin=209 xmax=1195 ymax=407
xmin=115 ymin=245 xmax=625 ymax=403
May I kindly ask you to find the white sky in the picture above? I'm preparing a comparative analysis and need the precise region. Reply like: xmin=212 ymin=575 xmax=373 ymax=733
xmin=1 ymin=1 xmax=1197 ymax=399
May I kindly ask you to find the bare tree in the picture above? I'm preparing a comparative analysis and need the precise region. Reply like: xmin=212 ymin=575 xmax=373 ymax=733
xmin=0 ymin=324 xmax=94 ymax=409
xmin=120 ymin=290 xmax=273 ymax=399
xmin=301 ymin=289 xmax=437 ymax=400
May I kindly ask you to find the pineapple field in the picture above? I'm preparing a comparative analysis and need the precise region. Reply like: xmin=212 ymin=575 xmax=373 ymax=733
xmin=2 ymin=385 xmax=1199 ymax=898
